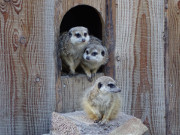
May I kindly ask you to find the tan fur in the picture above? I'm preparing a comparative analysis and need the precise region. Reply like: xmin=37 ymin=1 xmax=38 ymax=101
xmin=57 ymin=26 xmax=90 ymax=75
xmin=82 ymin=76 xmax=121 ymax=125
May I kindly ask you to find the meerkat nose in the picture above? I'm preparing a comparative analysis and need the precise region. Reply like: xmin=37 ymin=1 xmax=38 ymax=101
xmin=82 ymin=39 xmax=86 ymax=42
xmin=117 ymin=89 xmax=121 ymax=92
xmin=86 ymin=56 xmax=90 ymax=60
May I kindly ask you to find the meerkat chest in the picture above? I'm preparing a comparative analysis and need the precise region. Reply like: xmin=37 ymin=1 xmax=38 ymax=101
xmin=71 ymin=43 xmax=86 ymax=54
xmin=95 ymin=94 xmax=111 ymax=107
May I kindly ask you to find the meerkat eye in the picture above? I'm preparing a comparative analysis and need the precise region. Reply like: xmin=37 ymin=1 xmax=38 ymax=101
xmin=108 ymin=84 xmax=116 ymax=88
xmin=75 ymin=33 xmax=81 ymax=38
xmin=84 ymin=33 xmax=87 ymax=37
xmin=92 ymin=52 xmax=98 ymax=56
xmin=101 ymin=51 xmax=105 ymax=56
xmin=98 ymin=82 xmax=102 ymax=89
xmin=86 ymin=50 xmax=89 ymax=54
xmin=69 ymin=32 xmax=72 ymax=37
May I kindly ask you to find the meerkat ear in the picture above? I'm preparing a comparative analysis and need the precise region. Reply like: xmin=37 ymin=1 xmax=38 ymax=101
xmin=69 ymin=32 xmax=72 ymax=37
xmin=98 ymin=82 xmax=102 ymax=89
xmin=101 ymin=50 xmax=105 ymax=56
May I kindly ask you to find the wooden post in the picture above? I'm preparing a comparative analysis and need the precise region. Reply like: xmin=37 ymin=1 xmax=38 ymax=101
xmin=105 ymin=0 xmax=116 ymax=79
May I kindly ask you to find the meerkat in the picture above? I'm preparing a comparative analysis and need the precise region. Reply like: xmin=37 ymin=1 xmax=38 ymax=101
xmin=82 ymin=76 xmax=121 ymax=125
xmin=81 ymin=44 xmax=108 ymax=81
xmin=57 ymin=26 xmax=90 ymax=75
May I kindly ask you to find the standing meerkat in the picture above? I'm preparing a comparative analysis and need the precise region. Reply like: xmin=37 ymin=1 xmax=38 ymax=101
xmin=58 ymin=26 xmax=90 ymax=75
xmin=81 ymin=44 xmax=108 ymax=81
xmin=82 ymin=76 xmax=121 ymax=125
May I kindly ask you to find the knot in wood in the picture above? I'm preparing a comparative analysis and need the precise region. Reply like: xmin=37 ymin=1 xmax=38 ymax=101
xmin=116 ymin=56 xmax=121 ymax=62
xmin=35 ymin=77 xmax=40 ymax=82
xmin=19 ymin=36 xmax=26 ymax=45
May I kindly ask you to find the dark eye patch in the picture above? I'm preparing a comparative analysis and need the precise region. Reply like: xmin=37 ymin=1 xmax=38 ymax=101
xmin=69 ymin=32 xmax=72 ymax=37
xmin=92 ymin=52 xmax=98 ymax=56
xmin=84 ymin=33 xmax=87 ymax=37
xmin=75 ymin=33 xmax=81 ymax=38
xmin=86 ymin=50 xmax=89 ymax=54
xmin=98 ymin=82 xmax=102 ymax=89
xmin=108 ymin=83 xmax=115 ymax=88
xmin=101 ymin=51 xmax=105 ymax=56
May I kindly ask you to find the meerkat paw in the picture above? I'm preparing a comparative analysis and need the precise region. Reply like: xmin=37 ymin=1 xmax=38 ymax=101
xmin=98 ymin=119 xmax=109 ymax=125
xmin=91 ymin=73 xmax=96 ymax=78
xmin=87 ymin=76 xmax=93 ymax=82
xmin=94 ymin=119 xmax=100 ymax=123
xmin=94 ymin=117 xmax=102 ymax=123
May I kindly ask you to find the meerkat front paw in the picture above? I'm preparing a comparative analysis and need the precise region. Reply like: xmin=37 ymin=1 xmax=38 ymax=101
xmin=99 ymin=119 xmax=109 ymax=125
xmin=87 ymin=76 xmax=93 ymax=82
xmin=91 ymin=73 xmax=96 ymax=78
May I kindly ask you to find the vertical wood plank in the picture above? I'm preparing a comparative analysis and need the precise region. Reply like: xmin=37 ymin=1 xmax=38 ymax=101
xmin=115 ymin=0 xmax=166 ymax=134
xmin=166 ymin=0 xmax=180 ymax=134
xmin=164 ymin=0 xmax=170 ymax=134
xmin=104 ymin=0 xmax=116 ymax=79
xmin=0 ymin=0 xmax=55 ymax=134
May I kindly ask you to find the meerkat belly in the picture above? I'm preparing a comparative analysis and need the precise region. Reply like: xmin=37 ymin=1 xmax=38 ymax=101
xmin=95 ymin=95 xmax=111 ymax=111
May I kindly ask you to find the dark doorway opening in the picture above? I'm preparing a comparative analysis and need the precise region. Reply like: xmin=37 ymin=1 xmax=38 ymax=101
xmin=60 ymin=5 xmax=103 ymax=40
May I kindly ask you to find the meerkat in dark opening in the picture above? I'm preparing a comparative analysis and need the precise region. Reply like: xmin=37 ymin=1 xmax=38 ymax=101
xmin=58 ymin=26 xmax=90 ymax=75
xmin=81 ymin=41 xmax=108 ymax=81
xmin=82 ymin=76 xmax=121 ymax=125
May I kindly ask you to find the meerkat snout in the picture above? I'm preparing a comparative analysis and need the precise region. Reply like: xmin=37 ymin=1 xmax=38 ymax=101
xmin=82 ymin=38 xmax=86 ymax=42
xmin=86 ymin=56 xmax=90 ymax=60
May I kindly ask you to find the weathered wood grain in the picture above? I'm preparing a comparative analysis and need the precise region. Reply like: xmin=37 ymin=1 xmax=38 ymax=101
xmin=115 ymin=0 xmax=165 ymax=134
xmin=166 ymin=0 xmax=180 ymax=134
xmin=57 ymin=73 xmax=104 ymax=113
xmin=0 ymin=0 xmax=55 ymax=135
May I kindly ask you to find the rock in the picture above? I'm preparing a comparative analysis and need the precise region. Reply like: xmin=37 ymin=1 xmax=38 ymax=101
xmin=49 ymin=111 xmax=148 ymax=135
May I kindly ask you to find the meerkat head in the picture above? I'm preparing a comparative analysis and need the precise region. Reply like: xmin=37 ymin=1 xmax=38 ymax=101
xmin=83 ymin=44 xmax=106 ymax=62
xmin=69 ymin=26 xmax=90 ymax=45
xmin=95 ymin=76 xmax=121 ymax=94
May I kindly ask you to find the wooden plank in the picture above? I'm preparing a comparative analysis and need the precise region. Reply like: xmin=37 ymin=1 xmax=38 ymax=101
xmin=115 ymin=0 xmax=166 ymax=134
xmin=0 ymin=0 xmax=55 ymax=134
xmin=164 ymin=0 xmax=170 ymax=135
xmin=57 ymin=73 xmax=104 ymax=113
xmin=104 ymin=0 xmax=116 ymax=79
xmin=166 ymin=0 xmax=180 ymax=134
